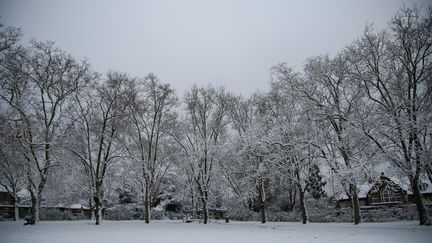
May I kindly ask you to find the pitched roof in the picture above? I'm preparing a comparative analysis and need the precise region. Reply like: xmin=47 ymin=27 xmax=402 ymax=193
xmin=367 ymin=175 xmax=406 ymax=196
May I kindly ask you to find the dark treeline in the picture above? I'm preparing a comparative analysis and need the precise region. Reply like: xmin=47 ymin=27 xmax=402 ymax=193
xmin=0 ymin=7 xmax=431 ymax=226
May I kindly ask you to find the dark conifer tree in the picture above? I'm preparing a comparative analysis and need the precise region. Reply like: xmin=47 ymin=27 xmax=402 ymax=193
xmin=306 ymin=165 xmax=327 ymax=200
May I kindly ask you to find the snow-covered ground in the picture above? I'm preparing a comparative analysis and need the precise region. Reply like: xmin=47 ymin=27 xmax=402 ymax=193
xmin=0 ymin=220 xmax=431 ymax=243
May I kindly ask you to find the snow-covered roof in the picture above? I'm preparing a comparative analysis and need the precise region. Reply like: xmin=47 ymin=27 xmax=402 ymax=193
xmin=17 ymin=189 xmax=30 ymax=199
xmin=368 ymin=175 xmax=406 ymax=195
xmin=358 ymin=184 xmax=372 ymax=198
xmin=70 ymin=204 xmax=89 ymax=210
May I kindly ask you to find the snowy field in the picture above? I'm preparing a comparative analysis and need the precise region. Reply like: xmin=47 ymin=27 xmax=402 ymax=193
xmin=0 ymin=220 xmax=431 ymax=243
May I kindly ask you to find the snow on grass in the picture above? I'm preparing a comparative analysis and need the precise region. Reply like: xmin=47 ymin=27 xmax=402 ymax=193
xmin=0 ymin=220 xmax=431 ymax=243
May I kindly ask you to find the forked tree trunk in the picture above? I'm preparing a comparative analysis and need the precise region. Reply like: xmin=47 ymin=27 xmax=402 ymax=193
xmin=411 ymin=178 xmax=430 ymax=225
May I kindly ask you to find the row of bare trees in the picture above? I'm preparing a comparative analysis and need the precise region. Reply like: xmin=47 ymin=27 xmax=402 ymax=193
xmin=0 ymin=25 xmax=179 ymax=224
xmin=0 ymin=7 xmax=430 ymax=226
xmin=0 ymin=24 xmax=94 ymax=224
xmin=240 ymin=7 xmax=431 ymax=225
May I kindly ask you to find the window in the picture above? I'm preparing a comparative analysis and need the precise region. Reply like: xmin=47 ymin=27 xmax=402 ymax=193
xmin=381 ymin=189 xmax=391 ymax=202
xmin=419 ymin=183 xmax=428 ymax=192
xmin=372 ymin=196 xmax=380 ymax=203
xmin=380 ymin=186 xmax=401 ymax=203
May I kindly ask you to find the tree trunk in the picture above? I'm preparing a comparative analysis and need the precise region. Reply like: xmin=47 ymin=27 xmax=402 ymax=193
xmin=260 ymin=200 xmax=266 ymax=224
xmin=299 ymin=189 xmax=308 ymax=224
xmin=144 ymin=185 xmax=151 ymax=224
xmin=94 ymin=194 xmax=102 ymax=225
xmin=350 ymin=183 xmax=361 ymax=225
xmin=191 ymin=189 xmax=198 ymax=219
xmin=29 ymin=196 xmax=39 ymax=225
xmin=203 ymin=203 xmax=208 ymax=224
xmin=258 ymin=179 xmax=267 ymax=224
xmin=89 ymin=185 xmax=95 ymax=220
xmin=89 ymin=195 xmax=95 ymax=220
xmin=13 ymin=200 xmax=19 ymax=221
xmin=411 ymin=178 xmax=430 ymax=225
xmin=191 ymin=189 xmax=197 ymax=218
xmin=201 ymin=188 xmax=209 ymax=224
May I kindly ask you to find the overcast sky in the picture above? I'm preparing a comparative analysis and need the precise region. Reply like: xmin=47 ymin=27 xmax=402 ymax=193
xmin=0 ymin=0 xmax=429 ymax=96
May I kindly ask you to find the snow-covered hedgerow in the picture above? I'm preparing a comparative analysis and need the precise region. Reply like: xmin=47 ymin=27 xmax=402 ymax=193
xmin=39 ymin=209 xmax=86 ymax=221
xmin=227 ymin=200 xmax=431 ymax=223
xmin=104 ymin=205 xmax=143 ymax=220
xmin=104 ymin=205 xmax=182 ymax=221
xmin=307 ymin=204 xmax=432 ymax=223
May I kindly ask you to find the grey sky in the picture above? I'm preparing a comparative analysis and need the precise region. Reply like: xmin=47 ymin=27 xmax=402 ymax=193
xmin=0 ymin=0 xmax=429 ymax=96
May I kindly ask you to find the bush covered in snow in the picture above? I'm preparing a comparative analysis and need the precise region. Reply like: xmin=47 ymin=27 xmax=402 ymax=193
xmin=226 ymin=208 xmax=259 ymax=221
xmin=104 ymin=205 xmax=143 ymax=220
xmin=104 ymin=204 xmax=182 ymax=220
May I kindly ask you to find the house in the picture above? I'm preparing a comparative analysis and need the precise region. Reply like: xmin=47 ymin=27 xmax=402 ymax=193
xmin=336 ymin=173 xmax=432 ymax=208
xmin=365 ymin=173 xmax=407 ymax=206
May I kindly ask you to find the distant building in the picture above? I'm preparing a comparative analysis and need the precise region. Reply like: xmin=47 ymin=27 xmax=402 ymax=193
xmin=0 ymin=187 xmax=91 ymax=220
xmin=336 ymin=173 xmax=432 ymax=208
xmin=365 ymin=174 xmax=407 ymax=205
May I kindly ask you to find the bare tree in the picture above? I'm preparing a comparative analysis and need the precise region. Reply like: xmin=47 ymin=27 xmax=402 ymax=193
xmin=241 ymin=121 xmax=275 ymax=224
xmin=175 ymin=85 xmax=231 ymax=224
xmin=0 ymin=39 xmax=93 ymax=224
xmin=350 ymin=7 xmax=432 ymax=225
xmin=126 ymin=73 xmax=177 ymax=223
xmin=259 ymin=76 xmax=325 ymax=224
xmin=66 ymin=72 xmax=133 ymax=225
xmin=220 ymin=96 xmax=255 ymax=206
xmin=272 ymin=59 xmax=368 ymax=225
xmin=224 ymin=94 xmax=280 ymax=224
